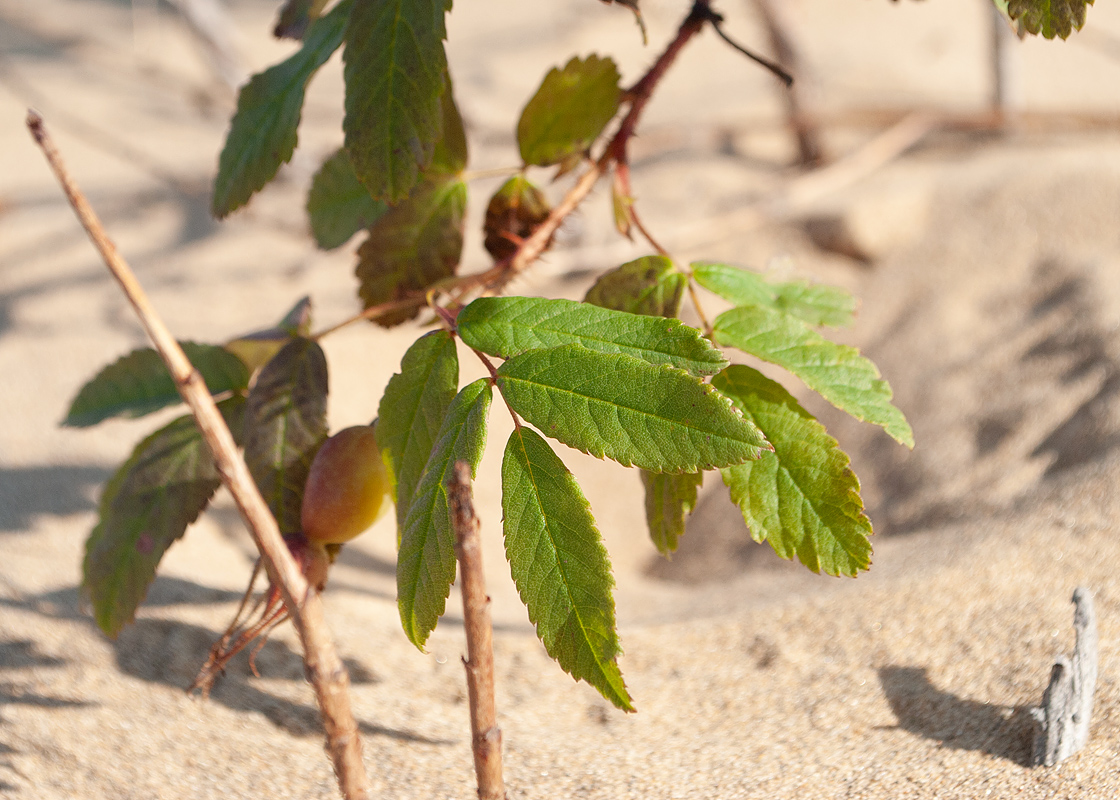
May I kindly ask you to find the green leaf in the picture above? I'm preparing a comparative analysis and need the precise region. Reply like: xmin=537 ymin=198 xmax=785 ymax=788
xmin=273 ymin=0 xmax=331 ymax=39
xmin=343 ymin=0 xmax=449 ymax=202
xmin=714 ymin=366 xmax=872 ymax=577
xmin=377 ymin=330 xmax=459 ymax=536
xmin=428 ymin=77 xmax=468 ymax=177
xmin=398 ymin=379 xmax=491 ymax=648
xmin=64 ymin=343 xmax=249 ymax=428
xmin=243 ymin=338 xmax=329 ymax=534
xmin=355 ymin=174 xmax=467 ymax=327
xmin=495 ymin=344 xmax=769 ymax=473
xmin=458 ymin=296 xmax=727 ymax=377
xmin=517 ymin=55 xmax=622 ymax=167
xmin=712 ymin=305 xmax=914 ymax=447
xmin=585 ymin=255 xmax=686 ymax=318
xmin=502 ymin=426 xmax=633 ymax=711
xmin=641 ymin=470 xmax=703 ymax=556
xmin=692 ymin=261 xmax=856 ymax=328
xmin=224 ymin=296 xmax=313 ymax=374
xmin=307 ymin=149 xmax=389 ymax=250
xmin=83 ymin=397 xmax=245 ymax=637
xmin=1006 ymin=0 xmax=1094 ymax=39
xmin=211 ymin=0 xmax=351 ymax=217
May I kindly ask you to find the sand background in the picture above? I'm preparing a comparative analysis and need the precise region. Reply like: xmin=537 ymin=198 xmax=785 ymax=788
xmin=3 ymin=0 xmax=1120 ymax=797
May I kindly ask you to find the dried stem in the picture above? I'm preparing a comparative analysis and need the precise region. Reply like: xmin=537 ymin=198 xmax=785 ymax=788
xmin=27 ymin=111 xmax=372 ymax=800
xmin=448 ymin=462 xmax=506 ymax=800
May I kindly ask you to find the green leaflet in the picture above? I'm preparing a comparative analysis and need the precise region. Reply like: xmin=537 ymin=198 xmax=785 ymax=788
xmin=211 ymin=0 xmax=351 ymax=217
xmin=243 ymin=338 xmax=329 ymax=534
xmin=502 ymin=426 xmax=633 ymax=711
xmin=377 ymin=330 xmax=459 ymax=536
xmin=495 ymin=345 xmax=769 ymax=473
xmin=517 ymin=55 xmax=622 ymax=167
xmin=458 ymin=296 xmax=727 ymax=377
xmin=712 ymin=305 xmax=914 ymax=448
xmin=355 ymin=175 xmax=467 ymax=327
xmin=641 ymin=470 xmax=703 ymax=556
xmin=714 ymin=366 xmax=872 ymax=577
xmin=224 ymin=296 xmax=313 ymax=375
xmin=343 ymin=0 xmax=449 ymax=202
xmin=428 ymin=77 xmax=468 ymax=177
xmin=692 ymin=262 xmax=856 ymax=328
xmin=307 ymin=149 xmax=388 ymax=250
xmin=585 ymin=255 xmax=686 ymax=318
xmin=64 ymin=343 xmax=249 ymax=428
xmin=1006 ymin=0 xmax=1094 ymax=38
xmin=398 ymin=379 xmax=491 ymax=649
xmin=83 ymin=397 xmax=245 ymax=637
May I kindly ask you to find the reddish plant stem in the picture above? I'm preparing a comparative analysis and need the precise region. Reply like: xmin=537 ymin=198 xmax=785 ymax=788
xmin=448 ymin=462 xmax=506 ymax=800
xmin=27 ymin=111 xmax=372 ymax=800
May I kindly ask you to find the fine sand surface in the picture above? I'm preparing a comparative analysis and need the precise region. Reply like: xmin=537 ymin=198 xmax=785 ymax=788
xmin=3 ymin=0 xmax=1120 ymax=797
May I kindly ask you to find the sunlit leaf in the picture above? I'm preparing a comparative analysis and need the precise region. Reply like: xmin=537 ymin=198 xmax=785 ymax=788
xmin=585 ymin=255 xmax=686 ymax=318
xmin=495 ymin=344 xmax=769 ymax=473
xmin=1006 ymin=0 xmax=1094 ymax=38
xmin=483 ymin=175 xmax=552 ymax=262
xmin=398 ymin=379 xmax=491 ymax=648
xmin=642 ymin=470 xmax=702 ymax=556
xmin=225 ymin=296 xmax=313 ymax=374
xmin=355 ymin=174 xmax=467 ymax=327
xmin=64 ymin=343 xmax=249 ymax=428
xmin=712 ymin=305 xmax=913 ymax=447
xmin=211 ymin=0 xmax=351 ymax=217
xmin=502 ymin=426 xmax=633 ymax=710
xmin=517 ymin=55 xmax=622 ymax=167
xmin=692 ymin=261 xmax=856 ymax=328
xmin=83 ymin=397 xmax=245 ymax=637
xmin=343 ymin=0 xmax=449 ymax=202
xmin=377 ymin=330 xmax=459 ymax=536
xmin=243 ymin=338 xmax=329 ymax=534
xmin=307 ymin=149 xmax=388 ymax=250
xmin=458 ymin=296 xmax=726 ymax=377
xmin=714 ymin=366 xmax=872 ymax=576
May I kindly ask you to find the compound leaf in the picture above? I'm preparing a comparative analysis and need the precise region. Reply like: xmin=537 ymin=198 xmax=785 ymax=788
xmin=212 ymin=0 xmax=351 ymax=217
xmin=642 ymin=470 xmax=703 ymax=556
xmin=517 ymin=55 xmax=621 ymax=167
xmin=64 ymin=343 xmax=249 ymax=428
xmin=585 ymin=255 xmax=686 ymax=318
xmin=343 ymin=0 xmax=449 ymax=202
xmin=377 ymin=330 xmax=459 ymax=536
xmin=714 ymin=366 xmax=872 ymax=576
xmin=83 ymin=397 xmax=245 ymax=637
xmin=307 ymin=149 xmax=388 ymax=250
xmin=355 ymin=174 xmax=466 ymax=327
xmin=495 ymin=345 xmax=769 ymax=473
xmin=692 ymin=262 xmax=856 ymax=328
xmin=243 ymin=338 xmax=329 ymax=534
xmin=398 ymin=379 xmax=491 ymax=649
xmin=713 ymin=305 xmax=913 ymax=448
xmin=458 ymin=296 xmax=727 ymax=377
xmin=502 ymin=426 xmax=633 ymax=711
xmin=1006 ymin=0 xmax=1094 ymax=39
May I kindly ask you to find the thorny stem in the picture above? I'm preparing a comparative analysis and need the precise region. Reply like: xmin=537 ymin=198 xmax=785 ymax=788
xmin=28 ymin=112 xmax=373 ymax=800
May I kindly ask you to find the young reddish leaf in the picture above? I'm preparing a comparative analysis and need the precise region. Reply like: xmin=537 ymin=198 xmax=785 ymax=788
xmin=211 ymin=0 xmax=351 ymax=217
xmin=585 ymin=255 xmax=686 ymax=318
xmin=502 ymin=426 xmax=633 ymax=711
xmin=1006 ymin=0 xmax=1094 ymax=39
xmin=517 ymin=55 xmax=622 ymax=167
xmin=307 ymin=149 xmax=388 ymax=250
xmin=398 ymin=379 xmax=491 ymax=649
xmin=343 ymin=0 xmax=449 ymax=202
xmin=692 ymin=261 xmax=856 ymax=328
xmin=641 ymin=470 xmax=703 ymax=556
xmin=64 ymin=343 xmax=249 ymax=428
xmin=243 ymin=338 xmax=329 ymax=534
xmin=483 ymin=175 xmax=552 ymax=261
xmin=273 ymin=0 xmax=331 ymax=39
xmin=83 ymin=397 xmax=245 ymax=637
xmin=224 ymin=296 xmax=313 ymax=374
xmin=495 ymin=344 xmax=768 ymax=473
xmin=712 ymin=305 xmax=914 ymax=447
xmin=355 ymin=175 xmax=467 ymax=327
xmin=458 ymin=296 xmax=726 ymax=377
xmin=714 ymin=366 xmax=873 ymax=577
xmin=377 ymin=330 xmax=459 ymax=536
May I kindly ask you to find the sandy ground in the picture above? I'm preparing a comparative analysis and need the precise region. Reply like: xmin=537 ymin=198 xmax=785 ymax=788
xmin=3 ymin=0 xmax=1120 ymax=797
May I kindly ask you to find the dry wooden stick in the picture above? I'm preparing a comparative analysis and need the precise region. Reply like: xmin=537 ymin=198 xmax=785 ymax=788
xmin=448 ymin=462 xmax=506 ymax=800
xmin=27 ymin=110 xmax=372 ymax=800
